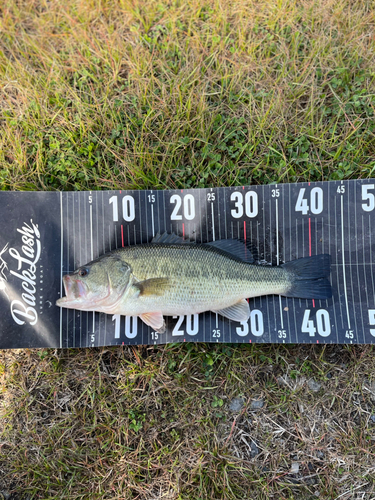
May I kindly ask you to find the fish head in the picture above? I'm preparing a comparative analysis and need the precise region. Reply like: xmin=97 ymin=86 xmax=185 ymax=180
xmin=56 ymin=254 xmax=132 ymax=312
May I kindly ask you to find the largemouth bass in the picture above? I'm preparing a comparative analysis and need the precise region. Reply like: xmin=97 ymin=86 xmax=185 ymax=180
xmin=56 ymin=233 xmax=332 ymax=332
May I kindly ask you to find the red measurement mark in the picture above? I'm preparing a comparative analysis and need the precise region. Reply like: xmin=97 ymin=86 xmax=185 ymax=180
xmin=249 ymin=339 xmax=252 ymax=343
xmin=182 ymin=222 xmax=185 ymax=239
xmin=121 ymin=225 xmax=124 ymax=247
xmin=244 ymin=220 xmax=246 ymax=242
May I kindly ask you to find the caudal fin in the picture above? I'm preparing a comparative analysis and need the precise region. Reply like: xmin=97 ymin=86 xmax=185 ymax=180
xmin=281 ymin=255 xmax=332 ymax=300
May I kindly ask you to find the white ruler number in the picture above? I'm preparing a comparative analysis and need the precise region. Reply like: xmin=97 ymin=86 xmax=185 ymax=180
xmin=231 ymin=191 xmax=258 ymax=218
xmin=301 ymin=309 xmax=331 ymax=337
xmin=112 ymin=315 xmax=138 ymax=339
xmin=362 ymin=184 xmax=375 ymax=212
xmin=170 ymin=194 xmax=195 ymax=220
xmin=295 ymin=187 xmax=323 ymax=215
xmin=368 ymin=310 xmax=375 ymax=337
xmin=172 ymin=314 xmax=199 ymax=336
xmin=109 ymin=195 xmax=135 ymax=222
xmin=236 ymin=310 xmax=264 ymax=337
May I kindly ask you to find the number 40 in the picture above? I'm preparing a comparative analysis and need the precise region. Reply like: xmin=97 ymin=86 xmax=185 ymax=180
xmin=302 ymin=309 xmax=331 ymax=337
xmin=295 ymin=188 xmax=323 ymax=215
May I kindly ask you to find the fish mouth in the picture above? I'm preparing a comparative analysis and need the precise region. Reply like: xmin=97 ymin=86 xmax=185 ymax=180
xmin=56 ymin=274 xmax=124 ymax=312
xmin=56 ymin=276 xmax=88 ymax=308
xmin=64 ymin=275 xmax=87 ymax=300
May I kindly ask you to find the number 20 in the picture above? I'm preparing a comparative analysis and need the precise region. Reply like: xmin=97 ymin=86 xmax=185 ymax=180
xmin=170 ymin=194 xmax=195 ymax=220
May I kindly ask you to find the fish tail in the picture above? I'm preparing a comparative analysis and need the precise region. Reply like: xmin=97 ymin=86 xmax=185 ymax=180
xmin=281 ymin=254 xmax=332 ymax=299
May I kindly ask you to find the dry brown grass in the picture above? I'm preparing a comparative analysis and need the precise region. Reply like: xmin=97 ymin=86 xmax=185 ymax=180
xmin=1 ymin=344 xmax=375 ymax=499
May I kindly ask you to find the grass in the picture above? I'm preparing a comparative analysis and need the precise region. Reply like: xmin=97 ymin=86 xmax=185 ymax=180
xmin=1 ymin=0 xmax=375 ymax=498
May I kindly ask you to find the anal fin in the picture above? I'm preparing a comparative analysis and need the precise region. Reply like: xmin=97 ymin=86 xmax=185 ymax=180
xmin=140 ymin=312 xmax=166 ymax=333
xmin=212 ymin=299 xmax=250 ymax=322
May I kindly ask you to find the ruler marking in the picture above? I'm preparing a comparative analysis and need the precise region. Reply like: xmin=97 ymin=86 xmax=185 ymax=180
xmin=211 ymin=201 xmax=215 ymax=242
xmin=263 ymin=185 xmax=271 ymax=342
xmin=347 ymin=182 xmax=357 ymax=342
xmin=145 ymin=190 xmax=149 ymax=243
xmin=354 ymin=184 xmax=364 ymax=342
xmin=139 ymin=190 xmax=142 ymax=244
xmin=256 ymin=209 xmax=261 ymax=309
xmin=224 ymin=189 xmax=228 ymax=240
xmin=276 ymin=198 xmax=284 ymax=330
xmin=369 ymin=214 xmax=375 ymax=316
xmin=141 ymin=190 xmax=145 ymax=345
xmin=211 ymin=189 xmax=216 ymax=342
xmin=151 ymin=201 xmax=155 ymax=237
xmin=328 ymin=183 xmax=337 ymax=342
xmin=218 ymin=188 xmax=222 ymax=241
xmin=73 ymin=193 xmax=76 ymax=348
xmin=362 ymin=215 xmax=369 ymax=308
xmin=89 ymin=199 xmax=95 ymax=337
xmin=217 ymin=189 xmax=224 ymax=341
xmin=335 ymin=197 xmax=344 ymax=329
xmin=90 ymin=198 xmax=93 ymax=261
xmin=199 ymin=188 xmax=206 ymax=343
xmin=163 ymin=190 xmax=166 ymax=234
xmin=341 ymin=195 xmax=351 ymax=330
xmin=65 ymin=193 xmax=69 ymax=347
xmin=59 ymin=192 xmax=63 ymax=348
xmin=89 ymin=199 xmax=95 ymax=338
xmin=276 ymin=198 xmax=279 ymax=265
xmin=296 ymin=217 xmax=302 ymax=309
xmin=78 ymin=194 xmax=82 ymax=347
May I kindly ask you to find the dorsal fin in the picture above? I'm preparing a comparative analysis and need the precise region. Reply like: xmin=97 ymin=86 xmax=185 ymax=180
xmin=150 ymin=233 xmax=259 ymax=263
xmin=151 ymin=232 xmax=189 ymax=244
xmin=205 ymin=240 xmax=258 ymax=264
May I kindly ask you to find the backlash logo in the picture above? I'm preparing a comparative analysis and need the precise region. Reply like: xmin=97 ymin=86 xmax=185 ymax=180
xmin=2 ymin=220 xmax=42 ymax=326
xmin=0 ymin=243 xmax=10 ymax=300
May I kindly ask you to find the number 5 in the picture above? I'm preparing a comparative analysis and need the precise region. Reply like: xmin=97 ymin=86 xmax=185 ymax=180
xmin=369 ymin=309 xmax=375 ymax=337
xmin=362 ymin=185 xmax=375 ymax=212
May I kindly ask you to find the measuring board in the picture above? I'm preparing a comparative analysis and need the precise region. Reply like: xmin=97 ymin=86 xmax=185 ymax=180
xmin=0 ymin=179 xmax=375 ymax=349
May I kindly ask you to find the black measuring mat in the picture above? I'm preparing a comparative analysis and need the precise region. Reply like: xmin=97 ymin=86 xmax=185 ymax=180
xmin=0 ymin=180 xmax=374 ymax=349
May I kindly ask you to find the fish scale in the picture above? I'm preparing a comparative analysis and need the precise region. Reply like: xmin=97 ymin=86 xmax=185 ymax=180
xmin=117 ymin=244 xmax=290 ymax=312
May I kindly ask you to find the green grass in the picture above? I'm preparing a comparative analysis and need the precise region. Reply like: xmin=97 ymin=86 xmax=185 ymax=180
xmin=1 ymin=0 xmax=375 ymax=498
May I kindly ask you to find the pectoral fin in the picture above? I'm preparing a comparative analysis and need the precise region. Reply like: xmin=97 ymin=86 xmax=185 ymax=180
xmin=212 ymin=299 xmax=250 ymax=322
xmin=140 ymin=312 xmax=165 ymax=332
xmin=134 ymin=278 xmax=170 ymax=296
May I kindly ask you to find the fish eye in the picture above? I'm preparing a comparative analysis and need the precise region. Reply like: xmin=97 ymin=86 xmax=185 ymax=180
xmin=78 ymin=267 xmax=89 ymax=278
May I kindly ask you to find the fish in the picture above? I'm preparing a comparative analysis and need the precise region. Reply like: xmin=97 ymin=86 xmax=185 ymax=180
xmin=56 ymin=232 xmax=332 ymax=332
